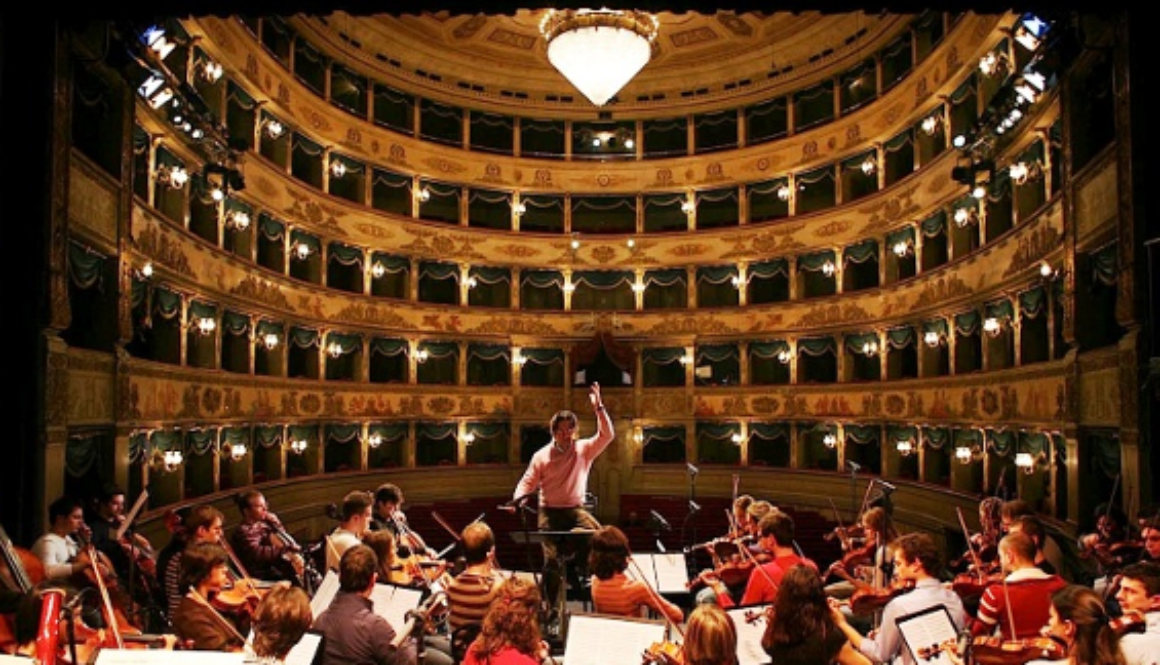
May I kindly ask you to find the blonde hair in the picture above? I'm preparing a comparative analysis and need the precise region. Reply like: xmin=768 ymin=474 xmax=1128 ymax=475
xmin=683 ymin=604 xmax=738 ymax=665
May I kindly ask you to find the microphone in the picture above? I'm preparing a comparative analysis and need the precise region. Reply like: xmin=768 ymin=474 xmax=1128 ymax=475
xmin=687 ymin=462 xmax=700 ymax=476
xmin=875 ymin=479 xmax=897 ymax=493
xmin=845 ymin=460 xmax=861 ymax=472
xmin=649 ymin=510 xmax=672 ymax=531
xmin=688 ymin=500 xmax=702 ymax=513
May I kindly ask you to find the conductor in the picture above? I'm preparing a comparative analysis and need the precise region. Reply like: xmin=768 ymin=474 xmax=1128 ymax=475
xmin=509 ymin=382 xmax=614 ymax=628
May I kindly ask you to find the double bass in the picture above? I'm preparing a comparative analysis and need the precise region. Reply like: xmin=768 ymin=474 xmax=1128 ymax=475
xmin=1 ymin=523 xmax=46 ymax=652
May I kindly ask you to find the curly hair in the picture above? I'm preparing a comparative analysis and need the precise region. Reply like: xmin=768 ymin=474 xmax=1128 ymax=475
xmin=251 ymin=585 xmax=313 ymax=660
xmin=764 ymin=564 xmax=831 ymax=648
xmin=470 ymin=577 xmax=542 ymax=659
xmin=683 ymin=604 xmax=737 ymax=665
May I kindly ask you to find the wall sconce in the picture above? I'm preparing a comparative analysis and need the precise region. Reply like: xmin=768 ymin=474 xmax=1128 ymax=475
xmin=368 ymin=433 xmax=383 ymax=449
xmin=972 ymin=183 xmax=988 ymax=200
xmin=155 ymin=164 xmax=189 ymax=189
xmin=1013 ymin=14 xmax=1049 ymax=51
xmin=414 ymin=348 xmax=429 ymax=364
xmin=580 ymin=127 xmax=635 ymax=151
xmin=570 ymin=234 xmax=581 ymax=251
xmin=294 ymin=242 xmax=313 ymax=261
xmin=229 ymin=443 xmax=247 ymax=461
xmin=223 ymin=209 xmax=250 ymax=231
xmin=138 ymin=74 xmax=175 ymax=109
xmin=861 ymin=340 xmax=879 ymax=357
xmin=921 ymin=113 xmax=945 ymax=136
xmin=262 ymin=332 xmax=279 ymax=350
xmin=1039 ymin=261 xmax=1061 ymax=281
xmin=562 ymin=281 xmax=576 ymax=294
xmin=679 ymin=354 xmax=693 ymax=366
xmin=371 ymin=262 xmax=386 ymax=279
xmin=1015 ymin=451 xmax=1044 ymax=474
xmin=955 ymin=445 xmax=982 ymax=465
xmin=196 ymin=58 xmax=223 ymax=83
xmin=776 ymin=184 xmax=791 ymax=201
xmin=896 ymin=440 xmax=914 ymax=457
xmin=681 ymin=198 xmax=696 ymax=215
xmin=153 ymin=448 xmax=184 ymax=473
xmin=822 ymin=432 xmax=838 ymax=449
xmin=923 ymin=331 xmax=942 ymax=348
xmin=193 ymin=317 xmax=216 ymax=336
xmin=415 ymin=187 xmax=431 ymax=203
xmin=1009 ymin=161 xmax=1043 ymax=186
xmin=953 ymin=206 xmax=979 ymax=228
xmin=329 ymin=158 xmax=347 ymax=179
xmin=141 ymin=25 xmax=178 ymax=60
xmin=821 ymin=261 xmax=836 ymax=277
xmin=860 ymin=155 xmax=877 ymax=176
xmin=1014 ymin=71 xmax=1048 ymax=105
xmin=731 ymin=433 xmax=746 ymax=446
xmin=730 ymin=274 xmax=748 ymax=289
xmin=325 ymin=342 xmax=343 ymax=358
xmin=631 ymin=281 xmax=646 ymax=294
xmin=978 ymin=51 xmax=1009 ymax=77
xmin=289 ymin=438 xmax=308 ymax=455
xmin=512 ymin=352 xmax=528 ymax=367
xmin=633 ymin=429 xmax=643 ymax=445
xmin=465 ymin=276 xmax=478 ymax=289
xmin=512 ymin=201 xmax=526 ymax=217
xmin=892 ymin=240 xmax=913 ymax=258
xmin=260 ymin=117 xmax=284 ymax=139
xmin=461 ymin=432 xmax=476 ymax=446
xmin=138 ymin=262 xmax=154 ymax=279
xmin=776 ymin=348 xmax=792 ymax=364
xmin=983 ymin=317 xmax=1003 ymax=337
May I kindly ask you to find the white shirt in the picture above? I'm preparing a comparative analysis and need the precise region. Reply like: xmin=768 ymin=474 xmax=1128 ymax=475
xmin=32 ymin=532 xmax=79 ymax=581
xmin=1120 ymin=611 xmax=1160 ymax=665
xmin=326 ymin=527 xmax=362 ymax=571
xmin=858 ymin=577 xmax=967 ymax=665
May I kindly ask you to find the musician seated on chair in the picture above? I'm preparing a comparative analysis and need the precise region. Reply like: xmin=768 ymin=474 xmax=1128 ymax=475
xmin=1114 ymin=561 xmax=1160 ymax=665
xmin=446 ymin=522 xmax=503 ymax=631
xmin=163 ymin=504 xmax=224 ymax=621
xmin=370 ymin=483 xmax=435 ymax=559
xmin=230 ymin=490 xmax=302 ymax=585
xmin=326 ymin=491 xmax=374 ymax=572
xmin=970 ymin=532 xmax=1066 ymax=641
xmin=173 ymin=542 xmax=246 ymax=652
xmin=32 ymin=495 xmax=103 ymax=583
xmin=85 ymin=483 xmax=152 ymax=583
xmin=705 ymin=509 xmax=817 ymax=609
xmin=249 ymin=585 xmax=314 ymax=665
xmin=589 ymin=525 xmax=684 ymax=624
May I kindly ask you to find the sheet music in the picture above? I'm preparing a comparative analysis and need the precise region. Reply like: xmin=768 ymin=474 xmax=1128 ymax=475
xmin=282 ymin=631 xmax=323 ymax=665
xmin=563 ymin=613 xmax=668 ymax=665
xmin=896 ymin=605 xmax=959 ymax=665
xmin=115 ymin=489 xmax=149 ymax=541
xmin=370 ymin=582 xmax=424 ymax=633
xmin=726 ymin=605 xmax=772 ymax=665
xmin=651 ymin=553 xmax=690 ymax=593
xmin=627 ymin=555 xmax=657 ymax=586
xmin=310 ymin=569 xmax=340 ymax=617
xmin=95 ymin=650 xmax=245 ymax=665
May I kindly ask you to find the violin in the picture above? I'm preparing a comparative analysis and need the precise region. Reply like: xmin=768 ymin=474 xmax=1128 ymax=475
xmin=686 ymin=559 xmax=754 ymax=591
xmin=642 ymin=640 xmax=684 ymax=665
xmin=970 ymin=635 xmax=1067 ymax=665
xmin=950 ymin=568 xmax=1004 ymax=599
xmin=824 ymin=525 xmax=866 ymax=551
xmin=848 ymin=578 xmax=916 ymax=616
xmin=1109 ymin=609 xmax=1148 ymax=636
xmin=743 ymin=606 xmax=774 ymax=625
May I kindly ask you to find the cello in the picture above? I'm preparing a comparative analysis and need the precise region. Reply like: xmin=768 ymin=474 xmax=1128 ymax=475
xmin=1 ymin=523 xmax=47 ymax=652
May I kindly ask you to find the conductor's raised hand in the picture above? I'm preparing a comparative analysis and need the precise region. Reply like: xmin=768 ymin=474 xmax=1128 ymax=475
xmin=589 ymin=382 xmax=603 ymax=409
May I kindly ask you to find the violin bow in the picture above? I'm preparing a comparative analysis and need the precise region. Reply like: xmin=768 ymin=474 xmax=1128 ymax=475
xmin=735 ymin=536 xmax=779 ymax=596
xmin=954 ymin=507 xmax=985 ymax=583
xmin=219 ymin=538 xmax=262 ymax=604
xmin=627 ymin=554 xmax=685 ymax=640
xmin=82 ymin=538 xmax=125 ymax=649
xmin=188 ymin=586 xmax=250 ymax=645
xmin=828 ymin=498 xmax=852 ymax=550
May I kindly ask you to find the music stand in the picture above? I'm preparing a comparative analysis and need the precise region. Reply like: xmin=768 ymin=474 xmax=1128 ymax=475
xmin=509 ymin=529 xmax=596 ymax=645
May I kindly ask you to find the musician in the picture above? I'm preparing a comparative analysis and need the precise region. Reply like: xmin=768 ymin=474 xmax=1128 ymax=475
xmin=588 ymin=525 xmax=684 ymax=624
xmin=230 ymin=490 xmax=301 ymax=584
xmin=763 ymin=564 xmax=871 ymax=665
xmin=1008 ymin=514 xmax=1059 ymax=575
xmin=971 ymin=532 xmax=1067 ymax=640
xmin=682 ymin=603 xmax=739 ymax=665
xmin=86 ymin=484 xmax=153 ymax=583
xmin=446 ymin=522 xmax=502 ymax=631
xmin=371 ymin=483 xmax=435 ymax=559
xmin=1026 ymin=585 xmax=1125 ymax=665
xmin=461 ymin=577 xmax=551 ymax=665
xmin=249 ymin=585 xmax=313 ymax=665
xmin=826 ymin=505 xmax=896 ymax=602
xmin=510 ymin=382 xmax=613 ymax=624
xmin=1113 ymin=562 xmax=1160 ymax=665
xmin=831 ymin=532 xmax=966 ymax=665
xmin=1137 ymin=520 xmax=1160 ymax=564
xmin=1001 ymin=499 xmax=1068 ymax=579
xmin=313 ymin=544 xmax=417 ymax=665
xmin=326 ymin=491 xmax=374 ymax=571
xmin=706 ymin=510 xmax=817 ymax=609
xmin=363 ymin=530 xmax=415 ymax=587
xmin=731 ymin=495 xmax=754 ymax=538
xmin=32 ymin=495 xmax=102 ymax=582
xmin=172 ymin=541 xmax=246 ymax=651
xmin=163 ymin=504 xmax=224 ymax=620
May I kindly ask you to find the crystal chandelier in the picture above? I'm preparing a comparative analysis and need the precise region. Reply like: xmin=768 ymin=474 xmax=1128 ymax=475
xmin=540 ymin=8 xmax=659 ymax=107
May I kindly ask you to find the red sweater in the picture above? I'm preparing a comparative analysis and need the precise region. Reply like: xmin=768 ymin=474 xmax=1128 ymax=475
xmin=971 ymin=568 xmax=1067 ymax=639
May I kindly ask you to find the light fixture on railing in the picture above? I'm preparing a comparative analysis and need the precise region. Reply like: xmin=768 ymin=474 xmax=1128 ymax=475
xmin=972 ymin=183 xmax=988 ymax=200
xmin=329 ymin=158 xmax=347 ymax=179
xmin=955 ymin=445 xmax=977 ymax=465
xmin=1013 ymin=14 xmax=1049 ymax=51
xmin=539 ymin=8 xmax=660 ymax=107
xmin=776 ymin=348 xmax=792 ymax=364
xmin=1014 ymin=70 xmax=1048 ymax=105
xmin=730 ymin=274 xmax=748 ymax=289
xmin=896 ymin=440 xmax=914 ymax=457
xmin=415 ymin=187 xmax=431 ymax=203
xmin=229 ymin=443 xmax=247 ymax=461
xmin=861 ymin=340 xmax=879 ymax=357
xmin=155 ymin=164 xmax=189 ymax=189
xmin=978 ymin=51 xmax=1009 ymax=77
xmin=924 ymin=331 xmax=942 ymax=348
xmin=294 ymin=242 xmax=312 ymax=261
xmin=138 ymin=74 xmax=175 ymax=109
xmin=860 ymin=155 xmax=877 ymax=176
xmin=461 ymin=432 xmax=476 ymax=446
xmin=633 ymin=429 xmax=644 ymax=445
xmin=681 ymin=198 xmax=696 ymax=215
xmin=512 ymin=352 xmax=528 ymax=367
xmin=371 ymin=262 xmax=385 ymax=279
xmin=921 ymin=113 xmax=945 ymax=136
xmin=631 ymin=281 xmax=646 ymax=294
xmin=1009 ymin=161 xmax=1043 ymax=186
xmin=196 ymin=58 xmax=223 ymax=83
xmin=892 ymin=240 xmax=913 ymax=258
xmin=262 ymin=332 xmax=279 ymax=350
xmin=153 ymin=448 xmax=184 ymax=473
xmin=260 ymin=117 xmax=284 ymax=139
xmin=1015 ymin=451 xmax=1043 ymax=474
xmin=139 ymin=262 xmax=154 ymax=279
xmin=570 ymin=234 xmax=581 ymax=251
xmin=626 ymin=238 xmax=636 ymax=249
xmin=776 ymin=184 xmax=791 ymax=201
xmin=679 ymin=354 xmax=693 ymax=366
xmin=983 ymin=317 xmax=1003 ymax=337
xmin=512 ymin=201 xmax=526 ymax=217
xmin=141 ymin=25 xmax=178 ymax=61
xmin=194 ymin=317 xmax=216 ymax=336
xmin=289 ymin=438 xmax=308 ymax=455
xmin=368 ymin=433 xmax=383 ymax=449
xmin=562 ymin=281 xmax=576 ymax=294
xmin=223 ymin=209 xmax=250 ymax=231
xmin=822 ymin=432 xmax=838 ymax=449
xmin=731 ymin=433 xmax=746 ymax=446
xmin=414 ymin=348 xmax=429 ymax=364
xmin=326 ymin=342 xmax=343 ymax=358
xmin=953 ymin=206 xmax=978 ymax=228
xmin=1039 ymin=261 xmax=1060 ymax=281
xmin=822 ymin=261 xmax=836 ymax=277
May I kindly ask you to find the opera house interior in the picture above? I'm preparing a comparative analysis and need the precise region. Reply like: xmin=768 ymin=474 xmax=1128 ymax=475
xmin=3 ymin=0 xmax=1155 ymax=629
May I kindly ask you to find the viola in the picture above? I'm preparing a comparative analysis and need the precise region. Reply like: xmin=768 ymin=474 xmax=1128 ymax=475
xmin=970 ymin=635 xmax=1067 ymax=665
xmin=950 ymin=568 xmax=1004 ymax=599
xmin=848 ymin=578 xmax=915 ymax=616
xmin=642 ymin=640 xmax=684 ymax=665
